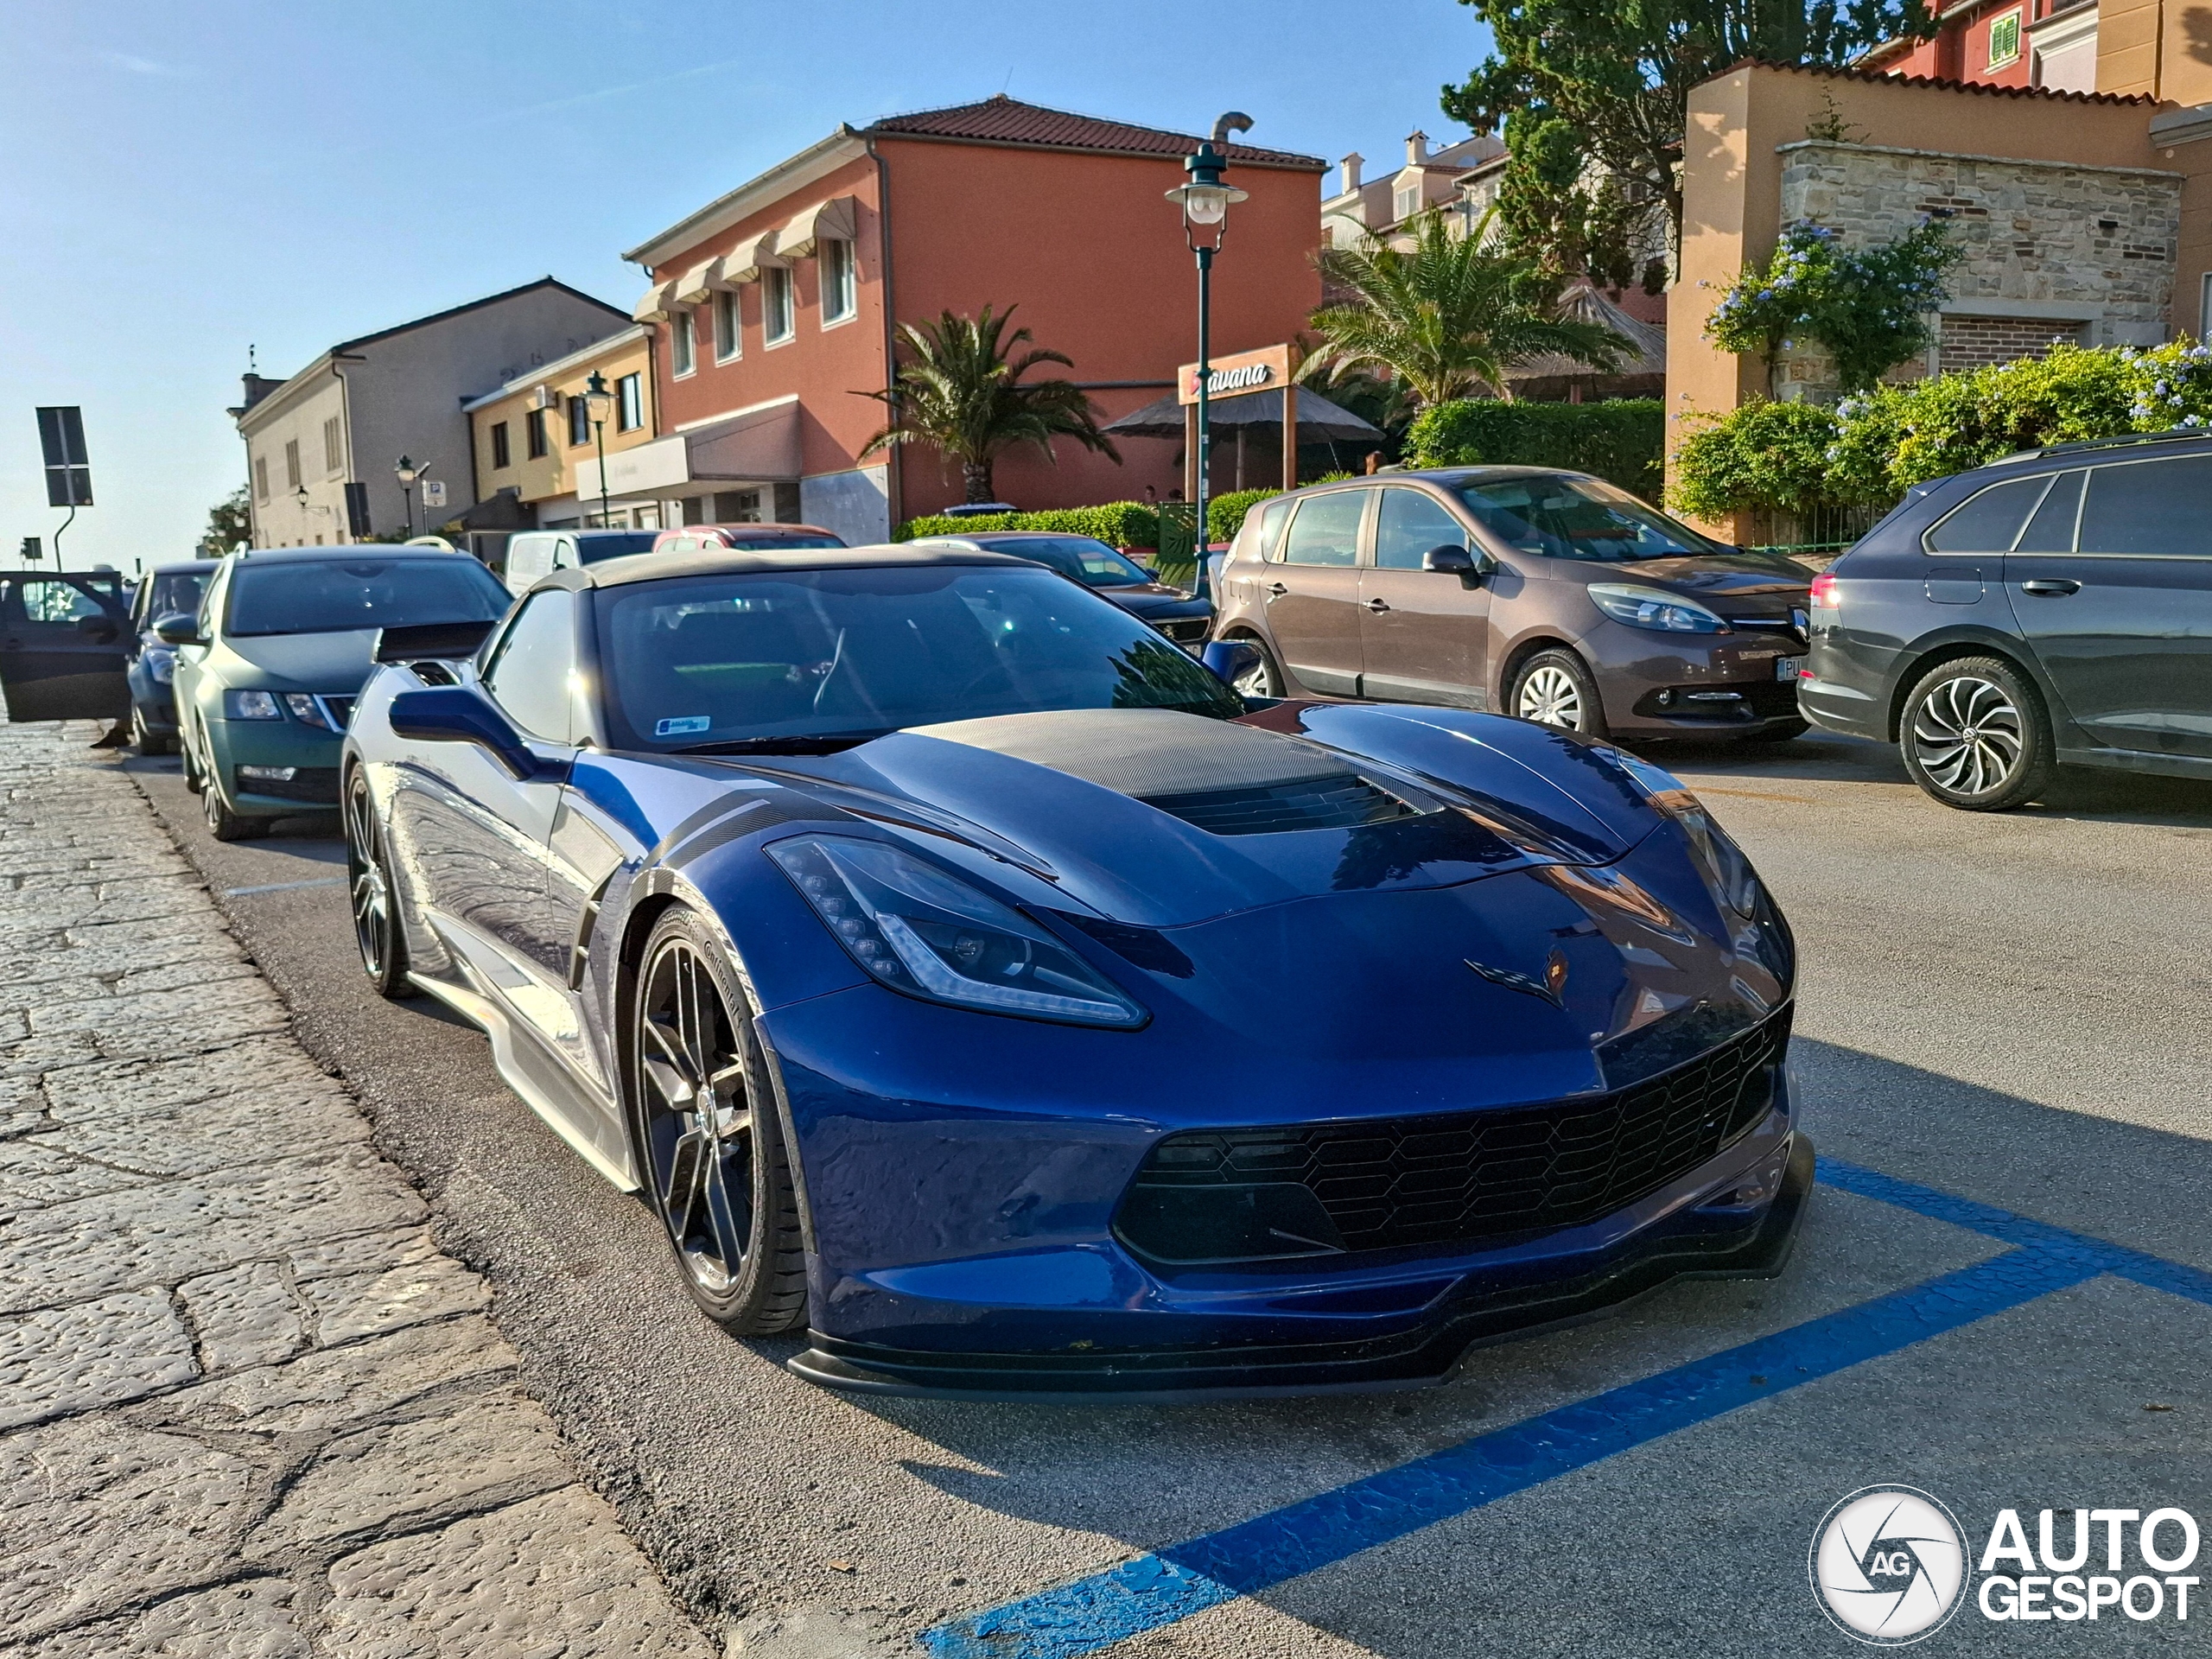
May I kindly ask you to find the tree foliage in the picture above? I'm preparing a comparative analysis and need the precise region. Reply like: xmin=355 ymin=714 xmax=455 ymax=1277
xmin=202 ymin=485 xmax=250 ymax=555
xmin=1312 ymin=212 xmax=1627 ymax=407
xmin=1443 ymin=0 xmax=1938 ymax=258
xmin=860 ymin=305 xmax=1118 ymax=504
xmin=1707 ymin=219 xmax=1960 ymax=391
xmin=1491 ymin=111 xmax=1664 ymax=293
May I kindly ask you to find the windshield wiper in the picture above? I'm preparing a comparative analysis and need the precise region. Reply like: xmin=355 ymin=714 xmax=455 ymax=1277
xmin=670 ymin=731 xmax=891 ymax=756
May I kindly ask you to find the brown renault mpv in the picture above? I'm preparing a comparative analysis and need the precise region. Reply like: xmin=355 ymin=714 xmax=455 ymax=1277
xmin=1213 ymin=468 xmax=1813 ymax=741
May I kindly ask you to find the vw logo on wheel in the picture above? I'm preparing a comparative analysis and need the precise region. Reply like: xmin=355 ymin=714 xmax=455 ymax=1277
xmin=1809 ymin=1486 xmax=1968 ymax=1645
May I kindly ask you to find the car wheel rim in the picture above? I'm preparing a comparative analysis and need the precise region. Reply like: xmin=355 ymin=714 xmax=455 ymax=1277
xmin=1518 ymin=664 xmax=1584 ymax=729
xmin=202 ymin=777 xmax=225 ymax=832
xmin=635 ymin=938 xmax=755 ymax=1295
xmin=1231 ymin=652 xmax=1272 ymax=698
xmin=1911 ymin=674 xmax=2023 ymax=796
xmin=346 ymin=778 xmax=389 ymax=977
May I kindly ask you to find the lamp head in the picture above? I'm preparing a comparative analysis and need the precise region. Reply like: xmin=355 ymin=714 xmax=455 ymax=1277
xmin=394 ymin=454 xmax=419 ymax=487
xmin=582 ymin=371 xmax=613 ymax=418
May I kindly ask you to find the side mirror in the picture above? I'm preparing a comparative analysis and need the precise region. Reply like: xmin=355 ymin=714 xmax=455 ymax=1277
xmin=1139 ymin=565 xmax=1162 ymax=581
xmin=76 ymin=613 xmax=121 ymax=645
xmin=1422 ymin=544 xmax=1493 ymax=586
xmin=1201 ymin=639 xmax=1262 ymax=690
xmin=151 ymin=612 xmax=203 ymax=646
xmin=387 ymin=687 xmax=542 ymax=779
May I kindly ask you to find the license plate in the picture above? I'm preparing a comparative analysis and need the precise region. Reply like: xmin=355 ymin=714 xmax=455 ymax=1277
xmin=1776 ymin=657 xmax=1805 ymax=682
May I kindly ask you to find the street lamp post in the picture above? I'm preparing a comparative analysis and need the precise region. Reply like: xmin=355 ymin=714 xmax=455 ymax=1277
xmin=1167 ymin=112 xmax=1251 ymax=601
xmin=582 ymin=372 xmax=614 ymax=527
xmin=393 ymin=455 xmax=422 ymax=540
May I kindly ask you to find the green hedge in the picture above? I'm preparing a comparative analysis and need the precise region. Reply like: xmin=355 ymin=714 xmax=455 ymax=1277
xmin=894 ymin=502 xmax=1160 ymax=547
xmin=1405 ymin=398 xmax=1664 ymax=498
xmin=1206 ymin=489 xmax=1277 ymax=543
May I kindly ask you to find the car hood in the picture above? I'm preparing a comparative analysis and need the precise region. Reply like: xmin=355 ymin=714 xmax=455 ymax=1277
xmin=1099 ymin=583 xmax=1209 ymax=617
xmin=740 ymin=706 xmax=1669 ymax=928
xmin=215 ymin=629 xmax=379 ymax=690
xmin=1600 ymin=553 xmax=1809 ymax=606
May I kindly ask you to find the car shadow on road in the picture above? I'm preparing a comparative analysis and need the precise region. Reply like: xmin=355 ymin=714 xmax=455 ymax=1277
xmin=842 ymin=1037 xmax=2209 ymax=1653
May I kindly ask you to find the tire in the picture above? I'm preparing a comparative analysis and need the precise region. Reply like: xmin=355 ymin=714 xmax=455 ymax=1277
xmin=626 ymin=906 xmax=808 ymax=1333
xmin=181 ymin=727 xmax=205 ymax=793
xmin=200 ymin=766 xmax=268 ymax=842
xmin=1898 ymin=655 xmax=2056 ymax=811
xmin=1510 ymin=648 xmax=1609 ymax=739
xmin=344 ymin=767 xmax=414 ymax=999
xmin=130 ymin=704 xmax=169 ymax=757
xmin=1227 ymin=632 xmax=1283 ymax=700
xmin=1744 ymin=717 xmax=1810 ymax=744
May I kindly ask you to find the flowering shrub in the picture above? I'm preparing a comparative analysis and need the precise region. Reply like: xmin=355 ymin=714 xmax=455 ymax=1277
xmin=1670 ymin=340 xmax=2212 ymax=519
xmin=1707 ymin=220 xmax=1961 ymax=392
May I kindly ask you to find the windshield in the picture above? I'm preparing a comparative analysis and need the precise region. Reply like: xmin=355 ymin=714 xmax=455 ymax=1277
xmin=573 ymin=532 xmax=660 ymax=563
xmin=226 ymin=558 xmax=512 ymax=638
xmin=596 ymin=565 xmax=1242 ymax=751
xmin=721 ymin=532 xmax=848 ymax=550
xmin=1457 ymin=476 xmax=1723 ymax=563
xmin=145 ymin=569 xmax=209 ymax=623
xmin=991 ymin=537 xmax=1151 ymax=588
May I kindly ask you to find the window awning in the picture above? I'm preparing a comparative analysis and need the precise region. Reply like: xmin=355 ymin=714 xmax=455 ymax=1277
xmin=631 ymin=282 xmax=676 ymax=323
xmin=715 ymin=232 xmax=785 ymax=286
xmin=777 ymin=196 xmax=857 ymax=259
xmin=671 ymin=259 xmax=717 ymax=307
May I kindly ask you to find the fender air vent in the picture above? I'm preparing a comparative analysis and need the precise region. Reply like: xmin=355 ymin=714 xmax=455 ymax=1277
xmin=1141 ymin=774 xmax=1418 ymax=836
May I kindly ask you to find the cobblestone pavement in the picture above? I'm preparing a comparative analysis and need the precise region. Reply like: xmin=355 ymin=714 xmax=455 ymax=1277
xmin=0 ymin=721 xmax=716 ymax=1658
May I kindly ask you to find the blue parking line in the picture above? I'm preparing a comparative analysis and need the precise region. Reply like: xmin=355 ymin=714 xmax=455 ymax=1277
xmin=918 ymin=1245 xmax=2094 ymax=1659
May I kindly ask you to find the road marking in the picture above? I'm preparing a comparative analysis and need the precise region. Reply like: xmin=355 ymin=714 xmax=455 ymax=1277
xmin=921 ymin=1165 xmax=2210 ymax=1659
xmin=221 ymin=876 xmax=346 ymax=897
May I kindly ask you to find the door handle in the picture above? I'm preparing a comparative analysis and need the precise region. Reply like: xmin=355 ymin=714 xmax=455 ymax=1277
xmin=1264 ymin=582 xmax=1287 ymax=598
xmin=1364 ymin=597 xmax=1391 ymax=613
xmin=2019 ymin=579 xmax=2081 ymax=596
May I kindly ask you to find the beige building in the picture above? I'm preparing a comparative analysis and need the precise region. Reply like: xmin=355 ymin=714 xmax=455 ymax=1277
xmin=464 ymin=327 xmax=660 ymax=530
xmin=232 ymin=279 xmax=627 ymax=547
xmin=1320 ymin=131 xmax=1504 ymax=251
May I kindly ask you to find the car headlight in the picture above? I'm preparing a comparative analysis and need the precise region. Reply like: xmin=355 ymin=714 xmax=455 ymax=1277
xmin=225 ymin=689 xmax=283 ymax=720
xmin=282 ymin=695 xmax=339 ymax=731
xmin=1587 ymin=583 xmax=1730 ymax=634
xmin=146 ymin=650 xmax=176 ymax=684
xmin=1608 ymin=750 xmax=1764 ymax=918
xmin=768 ymin=836 xmax=1147 ymax=1029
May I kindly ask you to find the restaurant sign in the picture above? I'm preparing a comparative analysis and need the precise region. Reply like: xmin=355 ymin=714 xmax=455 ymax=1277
xmin=1178 ymin=343 xmax=1294 ymax=405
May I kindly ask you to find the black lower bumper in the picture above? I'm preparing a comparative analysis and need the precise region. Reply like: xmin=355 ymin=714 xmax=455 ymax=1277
xmin=787 ymin=1133 xmax=1815 ymax=1404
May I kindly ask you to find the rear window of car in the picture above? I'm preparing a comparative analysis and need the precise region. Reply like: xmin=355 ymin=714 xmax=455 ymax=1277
xmin=572 ymin=532 xmax=661 ymax=563
xmin=719 ymin=533 xmax=847 ymax=550
xmin=226 ymin=558 xmax=511 ymax=637
xmin=1923 ymin=474 xmax=2054 ymax=554
xmin=1281 ymin=491 xmax=1367 ymax=566
xmin=1250 ymin=496 xmax=1294 ymax=562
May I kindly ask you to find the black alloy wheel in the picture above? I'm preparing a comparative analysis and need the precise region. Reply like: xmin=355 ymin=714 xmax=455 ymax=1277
xmin=345 ymin=767 xmax=412 ymax=998
xmin=1510 ymin=648 xmax=1610 ymax=739
xmin=201 ymin=763 xmax=267 ymax=842
xmin=1899 ymin=655 xmax=2056 ymax=812
xmin=628 ymin=907 xmax=806 ymax=1332
xmin=1227 ymin=633 xmax=1283 ymax=700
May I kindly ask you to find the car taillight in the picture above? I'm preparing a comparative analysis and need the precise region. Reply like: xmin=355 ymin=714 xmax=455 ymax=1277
xmin=1808 ymin=573 xmax=1840 ymax=609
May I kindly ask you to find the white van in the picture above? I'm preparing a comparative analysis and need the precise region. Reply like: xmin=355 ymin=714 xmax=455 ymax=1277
xmin=502 ymin=528 xmax=661 ymax=595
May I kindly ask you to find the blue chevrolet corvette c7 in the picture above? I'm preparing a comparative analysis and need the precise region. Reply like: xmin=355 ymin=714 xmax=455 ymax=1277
xmin=341 ymin=543 xmax=1808 ymax=1400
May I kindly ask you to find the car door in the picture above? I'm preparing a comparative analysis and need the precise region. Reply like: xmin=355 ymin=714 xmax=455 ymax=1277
xmin=0 ymin=573 xmax=131 ymax=721
xmin=1264 ymin=488 xmax=1370 ymax=695
xmin=1359 ymin=486 xmax=1489 ymax=707
xmin=2003 ymin=453 xmax=2212 ymax=760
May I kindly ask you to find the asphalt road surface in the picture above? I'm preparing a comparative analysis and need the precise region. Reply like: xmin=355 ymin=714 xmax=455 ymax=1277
xmin=123 ymin=729 xmax=2212 ymax=1657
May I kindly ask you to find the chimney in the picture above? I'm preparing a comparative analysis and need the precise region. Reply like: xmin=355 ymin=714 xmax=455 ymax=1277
xmin=1338 ymin=152 xmax=1364 ymax=194
xmin=1406 ymin=130 xmax=1429 ymax=166
xmin=238 ymin=372 xmax=283 ymax=413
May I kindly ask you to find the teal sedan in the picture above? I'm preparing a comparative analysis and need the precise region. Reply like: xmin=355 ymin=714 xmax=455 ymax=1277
xmin=163 ymin=548 xmax=511 ymax=840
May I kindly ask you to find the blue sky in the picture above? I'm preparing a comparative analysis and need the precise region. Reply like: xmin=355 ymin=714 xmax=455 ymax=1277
xmin=3 ymin=0 xmax=1491 ymax=574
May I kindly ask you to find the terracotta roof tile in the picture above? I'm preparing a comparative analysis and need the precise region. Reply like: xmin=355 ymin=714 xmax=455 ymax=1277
xmin=866 ymin=95 xmax=1326 ymax=168
xmin=1731 ymin=57 xmax=2154 ymax=106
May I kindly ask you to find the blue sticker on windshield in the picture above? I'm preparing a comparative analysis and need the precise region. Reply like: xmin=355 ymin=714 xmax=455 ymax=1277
xmin=655 ymin=715 xmax=712 ymax=736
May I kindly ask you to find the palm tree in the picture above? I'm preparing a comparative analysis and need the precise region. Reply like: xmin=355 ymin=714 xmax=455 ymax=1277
xmin=860 ymin=305 xmax=1118 ymax=504
xmin=1312 ymin=211 xmax=1627 ymax=406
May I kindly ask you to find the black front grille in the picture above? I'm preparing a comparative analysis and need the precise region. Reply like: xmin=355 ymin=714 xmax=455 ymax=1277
xmin=1154 ymin=618 xmax=1211 ymax=644
xmin=320 ymin=695 xmax=357 ymax=728
xmin=1118 ymin=1005 xmax=1791 ymax=1262
xmin=235 ymin=766 xmax=340 ymax=804
xmin=1141 ymin=773 xmax=1418 ymax=836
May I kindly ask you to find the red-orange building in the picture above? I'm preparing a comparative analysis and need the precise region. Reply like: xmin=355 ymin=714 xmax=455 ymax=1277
xmin=604 ymin=97 xmax=1325 ymax=543
xmin=1863 ymin=0 xmax=2100 ymax=93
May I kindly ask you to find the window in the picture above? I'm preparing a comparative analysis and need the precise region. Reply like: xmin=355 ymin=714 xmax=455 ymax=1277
xmin=1250 ymin=495 xmax=1294 ymax=561
xmin=283 ymin=439 xmax=301 ymax=491
xmin=764 ymin=266 xmax=794 ymax=344
xmin=526 ymin=408 xmax=548 ymax=460
xmin=1987 ymin=9 xmax=2021 ymax=65
xmin=1395 ymin=183 xmax=1421 ymax=220
xmin=1455 ymin=476 xmax=1720 ymax=562
xmin=671 ymin=309 xmax=696 ymax=377
xmin=483 ymin=588 xmax=578 ymax=743
xmin=2015 ymin=470 xmax=2083 ymax=552
xmin=617 ymin=372 xmax=643 ymax=432
xmin=821 ymin=239 xmax=857 ymax=325
xmin=226 ymin=556 xmax=509 ymax=637
xmin=322 ymin=416 xmax=342 ymax=475
xmin=253 ymin=456 xmax=269 ymax=502
xmin=569 ymin=392 xmax=591 ymax=446
xmin=1923 ymin=474 xmax=2050 ymax=553
xmin=1374 ymin=489 xmax=1471 ymax=569
xmin=2079 ymin=456 xmax=2212 ymax=556
xmin=715 ymin=289 xmax=741 ymax=361
xmin=490 ymin=421 xmax=512 ymax=470
xmin=1281 ymin=490 xmax=1368 ymax=567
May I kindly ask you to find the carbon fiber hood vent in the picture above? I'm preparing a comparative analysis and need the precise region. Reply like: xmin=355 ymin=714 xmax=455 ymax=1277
xmin=1141 ymin=773 xmax=1418 ymax=836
